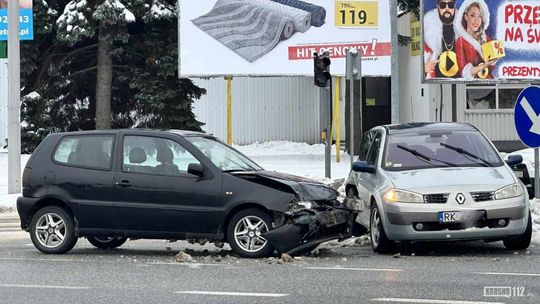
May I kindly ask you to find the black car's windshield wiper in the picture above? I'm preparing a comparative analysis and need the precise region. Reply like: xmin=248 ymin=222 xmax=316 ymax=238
xmin=439 ymin=143 xmax=493 ymax=167
xmin=223 ymin=169 xmax=253 ymax=173
xmin=397 ymin=145 xmax=458 ymax=167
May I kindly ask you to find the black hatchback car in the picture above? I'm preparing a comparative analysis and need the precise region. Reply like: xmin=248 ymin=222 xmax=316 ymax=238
xmin=18 ymin=130 xmax=355 ymax=257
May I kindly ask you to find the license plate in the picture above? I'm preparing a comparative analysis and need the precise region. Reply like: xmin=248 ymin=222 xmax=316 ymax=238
xmin=513 ymin=170 xmax=524 ymax=178
xmin=438 ymin=211 xmax=461 ymax=223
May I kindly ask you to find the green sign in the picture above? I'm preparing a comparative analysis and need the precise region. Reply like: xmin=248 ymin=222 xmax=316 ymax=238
xmin=0 ymin=41 xmax=6 ymax=58
xmin=366 ymin=98 xmax=376 ymax=106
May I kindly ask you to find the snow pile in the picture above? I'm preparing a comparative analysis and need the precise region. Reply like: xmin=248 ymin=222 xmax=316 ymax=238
xmin=532 ymin=199 xmax=540 ymax=245
xmin=234 ymin=141 xmax=353 ymax=183
xmin=0 ymin=154 xmax=30 ymax=211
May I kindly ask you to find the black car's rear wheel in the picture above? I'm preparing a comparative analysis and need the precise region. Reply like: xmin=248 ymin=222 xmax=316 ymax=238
xmin=29 ymin=206 xmax=77 ymax=254
xmin=227 ymin=208 xmax=274 ymax=258
xmin=87 ymin=236 xmax=127 ymax=249
xmin=503 ymin=214 xmax=532 ymax=250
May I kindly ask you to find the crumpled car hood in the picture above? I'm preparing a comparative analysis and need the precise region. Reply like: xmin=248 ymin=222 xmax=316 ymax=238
xmin=232 ymin=170 xmax=339 ymax=201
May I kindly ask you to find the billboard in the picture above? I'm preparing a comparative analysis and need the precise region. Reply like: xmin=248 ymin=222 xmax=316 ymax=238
xmin=179 ymin=0 xmax=391 ymax=77
xmin=422 ymin=0 xmax=540 ymax=82
xmin=0 ymin=0 xmax=33 ymax=40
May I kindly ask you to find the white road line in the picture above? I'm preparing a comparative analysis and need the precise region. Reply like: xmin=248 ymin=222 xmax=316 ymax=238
xmin=475 ymin=272 xmax=540 ymax=277
xmin=176 ymin=291 xmax=288 ymax=297
xmin=371 ymin=298 xmax=504 ymax=304
xmin=0 ymin=284 xmax=90 ymax=290
xmin=307 ymin=266 xmax=402 ymax=272
xmin=0 ymin=257 xmax=75 ymax=262
xmin=146 ymin=262 xmax=237 ymax=268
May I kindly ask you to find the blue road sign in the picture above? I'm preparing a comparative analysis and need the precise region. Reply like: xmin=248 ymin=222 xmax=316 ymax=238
xmin=0 ymin=9 xmax=33 ymax=41
xmin=514 ymin=86 xmax=540 ymax=148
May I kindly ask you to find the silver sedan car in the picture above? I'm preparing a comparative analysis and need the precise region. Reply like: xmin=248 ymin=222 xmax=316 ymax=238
xmin=345 ymin=123 xmax=532 ymax=253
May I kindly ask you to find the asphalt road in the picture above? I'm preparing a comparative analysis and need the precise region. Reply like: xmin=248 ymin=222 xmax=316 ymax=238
xmin=1 ymin=213 xmax=539 ymax=304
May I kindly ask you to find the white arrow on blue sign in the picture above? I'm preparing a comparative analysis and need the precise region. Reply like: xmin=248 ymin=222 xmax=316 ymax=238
xmin=515 ymin=86 xmax=540 ymax=148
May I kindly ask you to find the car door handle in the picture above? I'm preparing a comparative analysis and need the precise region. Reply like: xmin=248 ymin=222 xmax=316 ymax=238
xmin=115 ymin=180 xmax=132 ymax=187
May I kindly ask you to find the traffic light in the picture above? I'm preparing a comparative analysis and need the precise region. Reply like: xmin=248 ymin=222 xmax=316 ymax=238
xmin=314 ymin=52 xmax=331 ymax=88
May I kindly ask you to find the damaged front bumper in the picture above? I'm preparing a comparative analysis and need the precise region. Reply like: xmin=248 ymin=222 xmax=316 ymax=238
xmin=262 ymin=207 xmax=357 ymax=256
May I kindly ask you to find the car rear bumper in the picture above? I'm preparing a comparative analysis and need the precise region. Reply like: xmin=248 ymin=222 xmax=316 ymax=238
xmin=17 ymin=196 xmax=38 ymax=230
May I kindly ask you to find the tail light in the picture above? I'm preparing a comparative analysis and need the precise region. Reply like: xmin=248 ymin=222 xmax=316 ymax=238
xmin=22 ymin=167 xmax=32 ymax=188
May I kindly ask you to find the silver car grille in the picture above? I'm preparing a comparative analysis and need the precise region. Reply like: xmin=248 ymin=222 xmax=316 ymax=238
xmin=470 ymin=191 xmax=494 ymax=202
xmin=423 ymin=193 xmax=449 ymax=204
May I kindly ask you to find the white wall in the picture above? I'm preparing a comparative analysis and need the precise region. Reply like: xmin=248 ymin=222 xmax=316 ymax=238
xmin=0 ymin=59 xmax=7 ymax=148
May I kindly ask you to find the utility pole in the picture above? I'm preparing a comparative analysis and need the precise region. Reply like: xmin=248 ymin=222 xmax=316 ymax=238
xmin=390 ymin=0 xmax=399 ymax=123
xmin=346 ymin=49 xmax=362 ymax=167
xmin=7 ymin=0 xmax=21 ymax=194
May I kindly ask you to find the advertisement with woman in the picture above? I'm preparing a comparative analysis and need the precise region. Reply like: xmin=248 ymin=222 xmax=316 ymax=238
xmin=423 ymin=0 xmax=540 ymax=81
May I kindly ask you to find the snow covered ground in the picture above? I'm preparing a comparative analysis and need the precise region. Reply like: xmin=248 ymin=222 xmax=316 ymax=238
xmin=1 ymin=141 xmax=539 ymax=245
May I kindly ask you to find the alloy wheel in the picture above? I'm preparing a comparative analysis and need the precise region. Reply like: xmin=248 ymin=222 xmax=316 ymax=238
xmin=233 ymin=215 xmax=269 ymax=253
xmin=35 ymin=213 xmax=66 ymax=248
xmin=371 ymin=208 xmax=381 ymax=248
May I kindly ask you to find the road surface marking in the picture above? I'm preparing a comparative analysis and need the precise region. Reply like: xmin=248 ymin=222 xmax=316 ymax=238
xmin=307 ymin=266 xmax=402 ymax=272
xmin=475 ymin=272 xmax=540 ymax=277
xmin=371 ymin=298 xmax=504 ymax=304
xmin=176 ymin=291 xmax=288 ymax=297
xmin=146 ymin=262 xmax=239 ymax=268
xmin=0 ymin=284 xmax=90 ymax=290
xmin=0 ymin=257 xmax=75 ymax=262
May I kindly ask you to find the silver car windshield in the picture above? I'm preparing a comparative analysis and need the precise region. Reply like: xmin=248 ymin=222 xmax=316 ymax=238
xmin=186 ymin=136 xmax=263 ymax=172
xmin=383 ymin=130 xmax=503 ymax=171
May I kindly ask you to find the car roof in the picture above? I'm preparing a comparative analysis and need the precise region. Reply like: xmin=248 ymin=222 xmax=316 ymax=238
xmin=49 ymin=129 xmax=211 ymax=138
xmin=381 ymin=122 xmax=478 ymax=135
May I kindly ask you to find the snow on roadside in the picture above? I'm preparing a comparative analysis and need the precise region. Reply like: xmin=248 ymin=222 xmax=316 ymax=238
xmin=0 ymin=153 xmax=30 ymax=212
xmin=234 ymin=141 xmax=352 ymax=183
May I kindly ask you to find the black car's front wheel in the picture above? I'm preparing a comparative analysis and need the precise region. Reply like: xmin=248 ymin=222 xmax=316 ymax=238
xmin=87 ymin=236 xmax=127 ymax=249
xmin=29 ymin=206 xmax=77 ymax=254
xmin=227 ymin=208 xmax=274 ymax=258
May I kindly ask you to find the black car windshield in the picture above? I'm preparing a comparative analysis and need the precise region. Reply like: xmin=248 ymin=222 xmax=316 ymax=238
xmin=186 ymin=136 xmax=263 ymax=172
xmin=383 ymin=130 xmax=503 ymax=171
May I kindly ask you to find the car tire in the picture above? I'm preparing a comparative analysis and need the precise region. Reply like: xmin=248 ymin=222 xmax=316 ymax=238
xmin=503 ymin=214 xmax=532 ymax=250
xmin=370 ymin=204 xmax=395 ymax=253
xmin=227 ymin=208 xmax=274 ymax=258
xmin=87 ymin=236 xmax=127 ymax=249
xmin=29 ymin=206 xmax=77 ymax=254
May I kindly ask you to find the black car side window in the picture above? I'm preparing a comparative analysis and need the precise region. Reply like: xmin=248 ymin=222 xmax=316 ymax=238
xmin=53 ymin=135 xmax=114 ymax=170
xmin=358 ymin=131 xmax=374 ymax=161
xmin=122 ymin=136 xmax=201 ymax=177
xmin=366 ymin=132 xmax=382 ymax=166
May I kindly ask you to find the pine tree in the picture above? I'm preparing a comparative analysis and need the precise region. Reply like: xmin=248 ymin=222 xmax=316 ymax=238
xmin=20 ymin=0 xmax=206 ymax=152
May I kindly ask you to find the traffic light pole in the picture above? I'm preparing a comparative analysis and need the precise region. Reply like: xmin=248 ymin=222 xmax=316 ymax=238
xmin=325 ymin=78 xmax=332 ymax=179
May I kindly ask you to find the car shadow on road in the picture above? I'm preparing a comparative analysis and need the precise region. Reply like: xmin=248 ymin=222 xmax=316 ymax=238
xmin=395 ymin=240 xmax=535 ymax=257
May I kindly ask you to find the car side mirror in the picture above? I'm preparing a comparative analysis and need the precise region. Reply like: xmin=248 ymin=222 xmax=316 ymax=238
xmin=352 ymin=161 xmax=376 ymax=174
xmin=505 ymin=155 xmax=523 ymax=167
xmin=187 ymin=163 xmax=204 ymax=177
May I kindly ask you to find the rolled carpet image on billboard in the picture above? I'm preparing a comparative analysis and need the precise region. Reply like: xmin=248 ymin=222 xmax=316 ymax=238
xmin=423 ymin=0 xmax=540 ymax=81
xmin=192 ymin=0 xmax=326 ymax=62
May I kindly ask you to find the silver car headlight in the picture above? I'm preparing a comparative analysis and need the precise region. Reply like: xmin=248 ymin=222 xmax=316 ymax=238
xmin=384 ymin=189 xmax=423 ymax=203
xmin=494 ymin=183 xmax=524 ymax=200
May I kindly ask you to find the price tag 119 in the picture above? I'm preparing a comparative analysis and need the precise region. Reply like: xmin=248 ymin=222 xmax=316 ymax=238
xmin=335 ymin=1 xmax=378 ymax=28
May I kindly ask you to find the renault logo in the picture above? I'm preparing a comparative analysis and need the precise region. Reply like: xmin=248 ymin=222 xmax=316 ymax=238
xmin=455 ymin=193 xmax=466 ymax=204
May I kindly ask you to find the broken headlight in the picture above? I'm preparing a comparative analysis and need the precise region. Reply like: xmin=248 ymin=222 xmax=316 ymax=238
xmin=288 ymin=200 xmax=314 ymax=211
